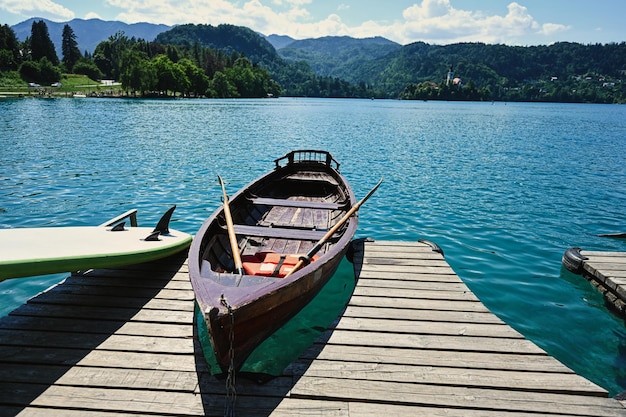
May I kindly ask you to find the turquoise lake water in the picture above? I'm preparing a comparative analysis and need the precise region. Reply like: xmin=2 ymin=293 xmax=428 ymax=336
xmin=1 ymin=97 xmax=626 ymax=394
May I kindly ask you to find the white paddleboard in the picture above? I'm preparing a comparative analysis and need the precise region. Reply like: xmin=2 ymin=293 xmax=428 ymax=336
xmin=0 ymin=207 xmax=193 ymax=280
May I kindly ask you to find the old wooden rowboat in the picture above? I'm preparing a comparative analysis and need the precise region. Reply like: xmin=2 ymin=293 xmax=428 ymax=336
xmin=189 ymin=150 xmax=358 ymax=374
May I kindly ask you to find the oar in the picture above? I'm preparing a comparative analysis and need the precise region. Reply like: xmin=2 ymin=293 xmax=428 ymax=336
xmin=218 ymin=175 xmax=244 ymax=275
xmin=285 ymin=177 xmax=383 ymax=278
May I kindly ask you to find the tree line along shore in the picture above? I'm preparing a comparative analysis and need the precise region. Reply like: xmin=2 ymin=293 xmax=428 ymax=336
xmin=1 ymin=20 xmax=625 ymax=102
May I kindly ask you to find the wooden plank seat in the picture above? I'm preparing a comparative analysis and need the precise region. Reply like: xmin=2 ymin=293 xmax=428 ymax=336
xmin=248 ymin=197 xmax=347 ymax=210
xmin=232 ymin=224 xmax=332 ymax=241
xmin=284 ymin=172 xmax=340 ymax=186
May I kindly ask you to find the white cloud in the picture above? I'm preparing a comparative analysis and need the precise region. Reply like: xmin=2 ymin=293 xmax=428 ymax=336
xmin=99 ymin=0 xmax=569 ymax=45
xmin=389 ymin=0 xmax=569 ymax=44
xmin=540 ymin=22 xmax=570 ymax=36
xmin=0 ymin=0 xmax=74 ymax=21
xmin=84 ymin=12 xmax=103 ymax=21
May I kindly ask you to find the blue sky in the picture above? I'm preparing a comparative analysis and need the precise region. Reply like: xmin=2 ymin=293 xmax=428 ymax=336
xmin=1 ymin=0 xmax=624 ymax=45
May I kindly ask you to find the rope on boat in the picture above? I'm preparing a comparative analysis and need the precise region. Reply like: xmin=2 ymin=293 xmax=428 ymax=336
xmin=221 ymin=295 xmax=237 ymax=417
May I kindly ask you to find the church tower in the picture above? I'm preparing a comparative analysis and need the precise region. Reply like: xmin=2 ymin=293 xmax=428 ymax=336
xmin=446 ymin=65 xmax=454 ymax=85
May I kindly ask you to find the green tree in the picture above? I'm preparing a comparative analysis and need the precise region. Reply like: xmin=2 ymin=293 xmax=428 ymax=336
xmin=19 ymin=60 xmax=40 ymax=81
xmin=38 ymin=56 xmax=61 ymax=83
xmin=30 ymin=20 xmax=59 ymax=65
xmin=177 ymin=58 xmax=209 ymax=97
xmin=152 ymin=54 xmax=189 ymax=96
xmin=93 ymin=32 xmax=133 ymax=79
xmin=73 ymin=59 xmax=104 ymax=80
xmin=211 ymin=71 xmax=238 ymax=98
xmin=0 ymin=24 xmax=21 ymax=70
xmin=19 ymin=56 xmax=60 ymax=83
xmin=120 ymin=50 xmax=156 ymax=95
xmin=61 ymin=24 xmax=82 ymax=72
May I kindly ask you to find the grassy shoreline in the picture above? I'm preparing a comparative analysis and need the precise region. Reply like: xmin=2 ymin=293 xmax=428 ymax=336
xmin=0 ymin=73 xmax=117 ymax=98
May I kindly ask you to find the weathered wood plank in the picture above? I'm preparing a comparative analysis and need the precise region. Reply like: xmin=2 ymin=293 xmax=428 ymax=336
xmin=47 ymin=283 xmax=194 ymax=301
xmin=357 ymin=270 xmax=460 ymax=281
xmin=355 ymin=277 xmax=470 ymax=291
xmin=15 ymin=409 xmax=176 ymax=417
xmin=0 ymin=363 xmax=199 ymax=392
xmin=332 ymin=316 xmax=524 ymax=338
xmin=26 ymin=385 xmax=205 ymax=416
xmin=298 ymin=344 xmax=574 ymax=373
xmin=359 ymin=264 xmax=457 ymax=274
xmin=290 ymin=378 xmax=619 ymax=416
xmin=323 ymin=328 xmax=547 ymax=354
xmin=0 ymin=329 xmax=192 ymax=354
xmin=581 ymin=252 xmax=626 ymax=262
xmin=25 ymin=292 xmax=193 ymax=311
xmin=76 ymin=350 xmax=198 ymax=372
xmin=351 ymin=285 xmax=480 ymax=301
xmin=346 ymin=402 xmax=552 ymax=417
xmin=64 ymin=273 xmax=193 ymax=290
xmin=342 ymin=305 xmax=504 ymax=324
xmin=348 ymin=295 xmax=490 ymax=312
xmin=9 ymin=303 xmax=192 ymax=324
xmin=359 ymin=257 xmax=450 ymax=266
xmin=55 ymin=366 xmax=199 ymax=392
xmin=0 ymin=316 xmax=192 ymax=338
xmin=293 ymin=359 xmax=603 ymax=395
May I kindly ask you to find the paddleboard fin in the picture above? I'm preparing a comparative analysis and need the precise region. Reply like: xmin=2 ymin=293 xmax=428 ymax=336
xmin=111 ymin=222 xmax=125 ymax=231
xmin=144 ymin=231 xmax=161 ymax=241
xmin=153 ymin=205 xmax=176 ymax=235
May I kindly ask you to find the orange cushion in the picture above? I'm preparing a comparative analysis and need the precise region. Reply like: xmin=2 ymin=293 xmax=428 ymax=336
xmin=242 ymin=251 xmax=318 ymax=278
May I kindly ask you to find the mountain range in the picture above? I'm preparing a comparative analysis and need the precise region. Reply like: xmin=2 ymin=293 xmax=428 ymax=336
xmin=11 ymin=18 xmax=173 ymax=56
xmin=10 ymin=18 xmax=397 ymax=69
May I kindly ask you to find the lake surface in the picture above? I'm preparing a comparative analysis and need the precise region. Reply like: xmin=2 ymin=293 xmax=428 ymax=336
xmin=1 ymin=97 xmax=626 ymax=394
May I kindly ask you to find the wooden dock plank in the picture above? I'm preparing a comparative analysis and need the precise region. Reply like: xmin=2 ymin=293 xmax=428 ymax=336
xmin=332 ymin=316 xmax=524 ymax=338
xmin=290 ymin=378 xmax=625 ymax=417
xmin=342 ymin=305 xmax=504 ymax=324
xmin=298 ymin=344 xmax=575 ymax=373
xmin=0 ymin=243 xmax=624 ymax=416
xmin=292 ymin=359 xmax=602 ymax=395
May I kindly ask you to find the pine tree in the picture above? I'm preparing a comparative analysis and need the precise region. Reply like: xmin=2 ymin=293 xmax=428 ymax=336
xmin=0 ymin=24 xmax=21 ymax=70
xmin=30 ymin=20 xmax=59 ymax=65
xmin=61 ymin=24 xmax=81 ymax=71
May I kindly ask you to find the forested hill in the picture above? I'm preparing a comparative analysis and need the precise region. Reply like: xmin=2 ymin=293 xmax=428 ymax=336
xmin=361 ymin=41 xmax=626 ymax=100
xmin=155 ymin=24 xmax=281 ymax=69
xmin=277 ymin=36 xmax=401 ymax=79
xmin=156 ymin=23 xmax=625 ymax=102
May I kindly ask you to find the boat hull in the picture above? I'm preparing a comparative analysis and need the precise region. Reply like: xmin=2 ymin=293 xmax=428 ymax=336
xmin=206 ymin=249 xmax=345 ymax=373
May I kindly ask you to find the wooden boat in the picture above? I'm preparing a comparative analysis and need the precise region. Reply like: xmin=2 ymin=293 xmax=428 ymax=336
xmin=189 ymin=150 xmax=360 ymax=374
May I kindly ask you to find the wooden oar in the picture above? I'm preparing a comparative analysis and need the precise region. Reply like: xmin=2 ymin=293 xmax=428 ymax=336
xmin=285 ymin=177 xmax=383 ymax=278
xmin=218 ymin=175 xmax=244 ymax=275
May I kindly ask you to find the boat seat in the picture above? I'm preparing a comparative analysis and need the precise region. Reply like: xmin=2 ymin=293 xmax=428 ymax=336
xmin=248 ymin=197 xmax=347 ymax=210
xmin=284 ymin=172 xmax=340 ymax=186
xmin=231 ymin=224 xmax=332 ymax=241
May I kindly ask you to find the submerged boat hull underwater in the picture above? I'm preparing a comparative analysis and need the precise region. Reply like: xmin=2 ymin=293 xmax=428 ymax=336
xmin=189 ymin=150 xmax=359 ymax=374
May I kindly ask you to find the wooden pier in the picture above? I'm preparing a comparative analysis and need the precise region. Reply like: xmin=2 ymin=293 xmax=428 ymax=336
xmin=563 ymin=248 xmax=626 ymax=316
xmin=1 ymin=240 xmax=625 ymax=416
